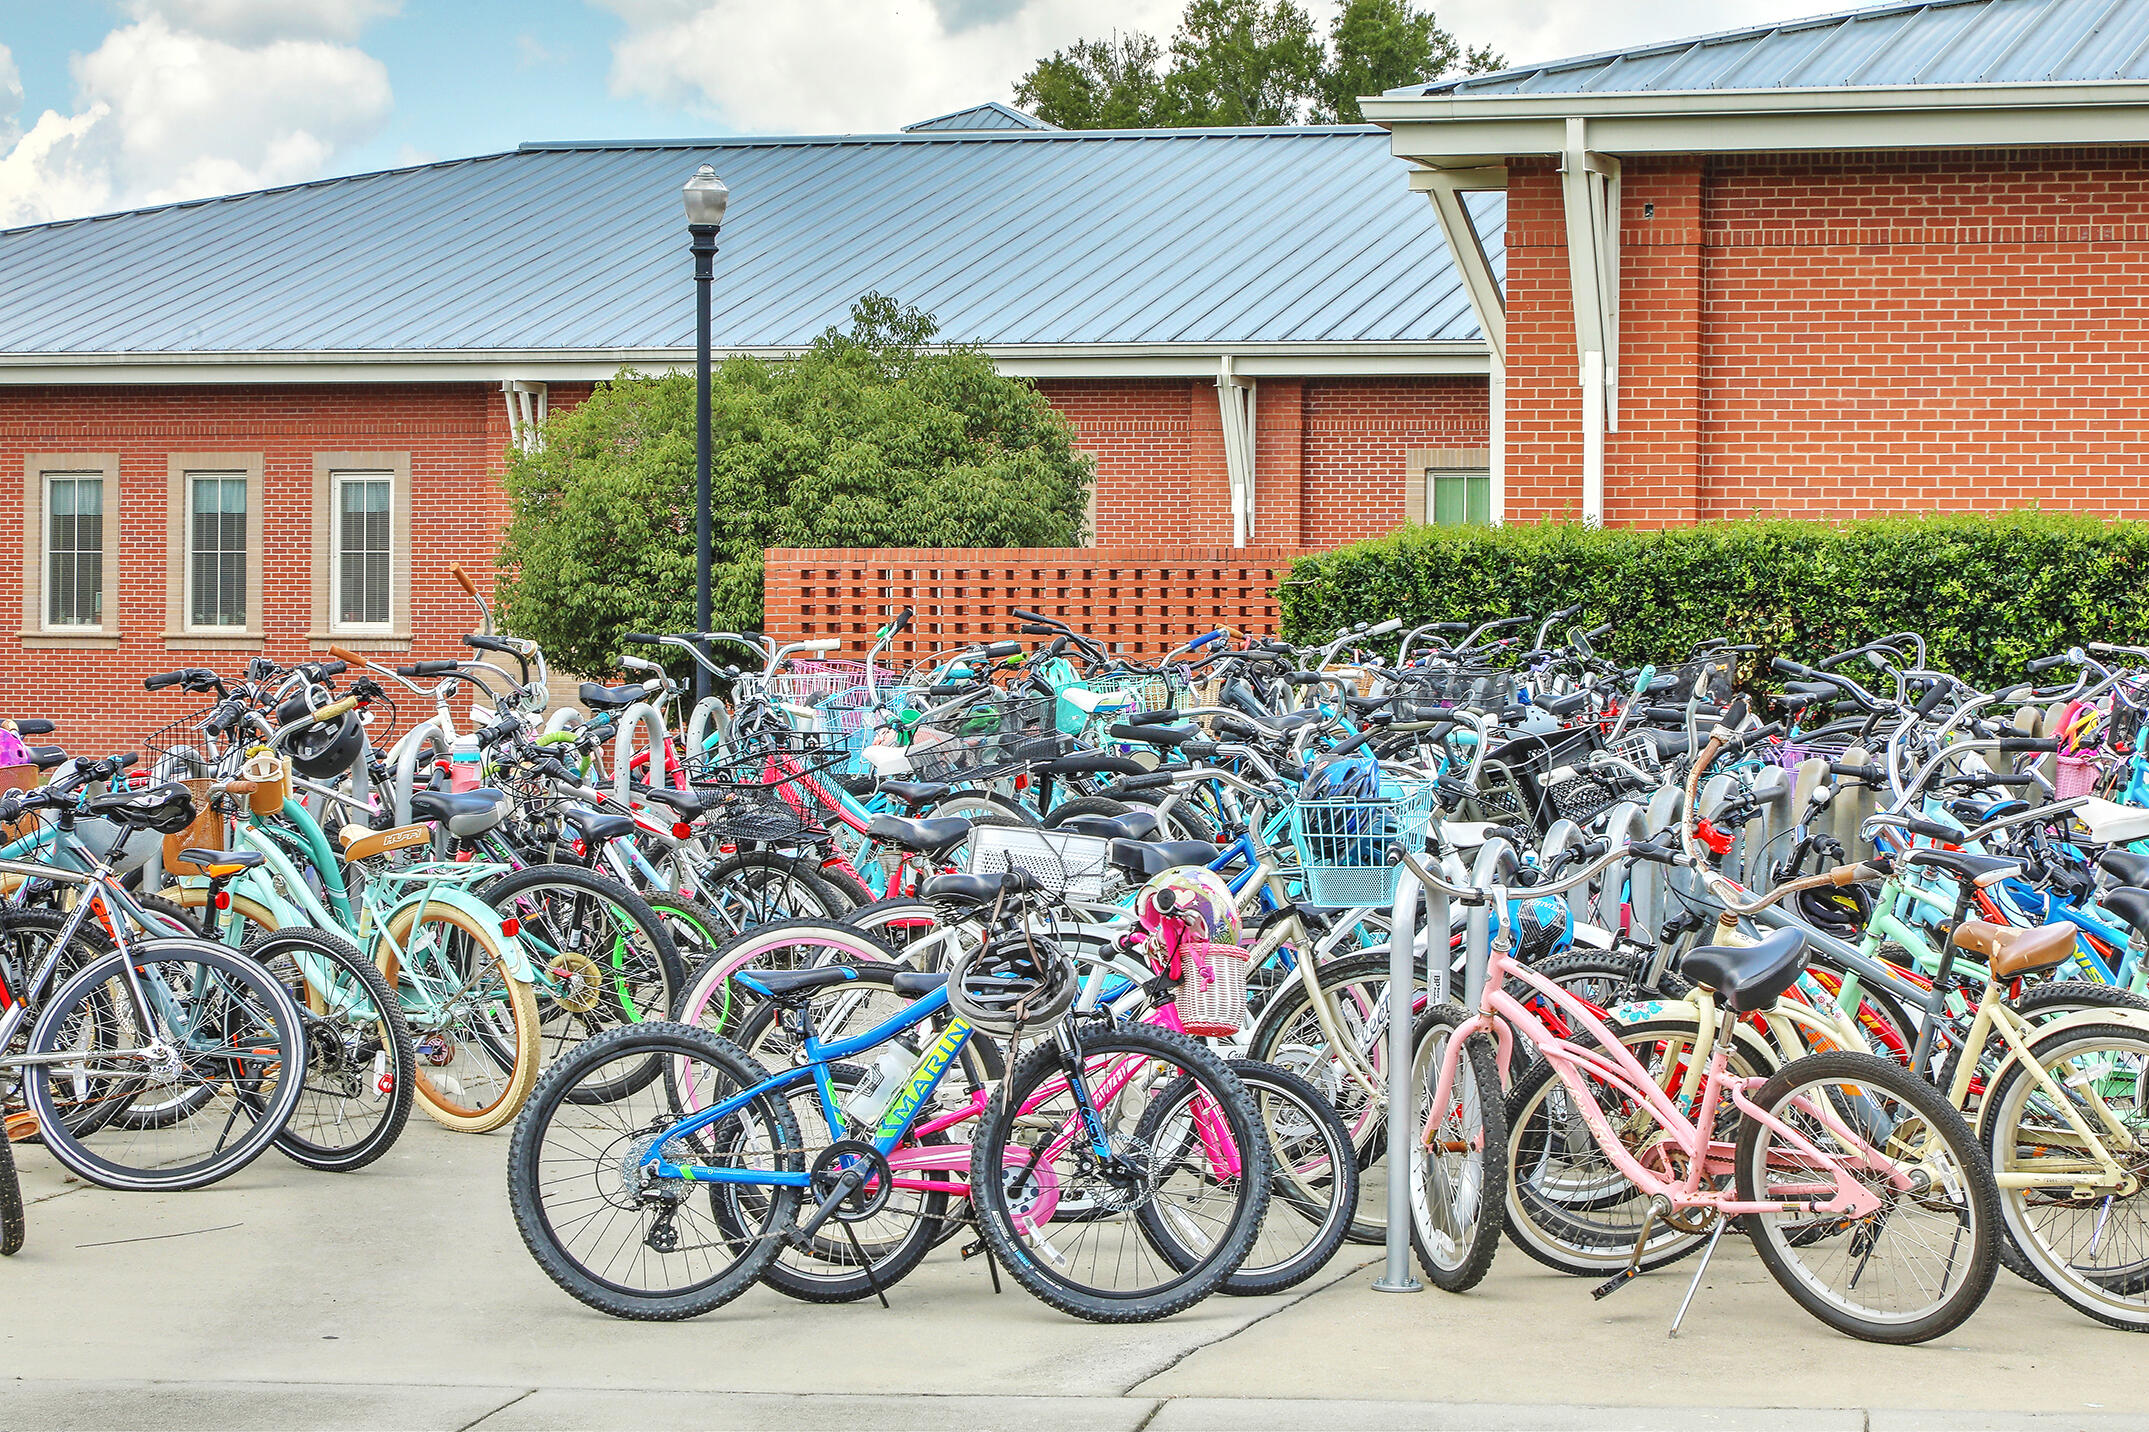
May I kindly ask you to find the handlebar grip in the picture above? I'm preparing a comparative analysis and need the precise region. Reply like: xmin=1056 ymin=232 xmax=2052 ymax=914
xmin=1112 ymin=772 xmax=1178 ymax=793
xmin=1626 ymin=839 xmax=1680 ymax=866
xmin=465 ymin=634 xmax=517 ymax=655
xmin=1914 ymin=681 xmax=1951 ymax=719
xmin=144 ymin=670 xmax=187 ymax=691
xmin=396 ymin=660 xmax=459 ymax=677
xmin=318 ymin=659 xmax=349 ymax=678
xmin=1829 ymin=761 xmax=1885 ymax=782
xmin=1904 ymin=818 xmax=1960 ymax=841
xmin=1125 ymin=708 xmax=1182 ymax=727
xmin=925 ymin=683 xmax=974 ymax=698
xmin=620 ymin=633 xmax=665 ymax=644
xmin=1551 ymin=603 xmax=1582 ymax=621
xmin=980 ymin=641 xmax=1022 ymax=660
xmin=1018 ymin=624 xmax=1060 ymax=637
xmin=1770 ymin=656 xmax=1814 ymax=678
xmin=893 ymin=608 xmax=913 ymax=634
xmin=305 ymin=697 xmax=360 ymax=725
xmin=453 ymin=565 xmax=479 ymax=597
xmin=1008 ymin=608 xmax=1055 ymax=626
xmin=2025 ymin=654 xmax=2071 ymax=674
xmin=1998 ymin=737 xmax=2059 ymax=753
xmin=1363 ymin=618 xmax=1403 ymax=637
xmin=1720 ymin=695 xmax=1750 ymax=730
xmin=326 ymin=644 xmax=373 ymax=667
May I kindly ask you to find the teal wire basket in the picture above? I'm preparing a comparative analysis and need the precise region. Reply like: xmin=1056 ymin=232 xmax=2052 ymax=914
xmin=1287 ymin=778 xmax=1436 ymax=907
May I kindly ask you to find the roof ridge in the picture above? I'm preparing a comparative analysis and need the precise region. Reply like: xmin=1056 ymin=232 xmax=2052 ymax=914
xmin=517 ymin=124 xmax=1380 ymax=151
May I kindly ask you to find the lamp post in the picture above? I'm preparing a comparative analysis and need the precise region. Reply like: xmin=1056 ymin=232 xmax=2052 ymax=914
xmin=682 ymin=163 xmax=729 ymax=704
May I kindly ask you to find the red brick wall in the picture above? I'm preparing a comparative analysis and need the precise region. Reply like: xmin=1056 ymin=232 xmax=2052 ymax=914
xmin=0 ymin=382 xmax=544 ymax=753
xmin=1042 ymin=375 xmax=1491 ymax=545
xmin=1508 ymin=146 xmax=2149 ymax=523
xmin=763 ymin=546 xmax=1313 ymax=664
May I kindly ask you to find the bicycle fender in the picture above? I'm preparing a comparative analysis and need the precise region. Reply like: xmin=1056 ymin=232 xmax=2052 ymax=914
xmin=382 ymin=886 xmax=538 ymax=983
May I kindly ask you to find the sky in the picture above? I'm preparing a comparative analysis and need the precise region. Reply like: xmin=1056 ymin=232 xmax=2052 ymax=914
xmin=0 ymin=0 xmax=1853 ymax=228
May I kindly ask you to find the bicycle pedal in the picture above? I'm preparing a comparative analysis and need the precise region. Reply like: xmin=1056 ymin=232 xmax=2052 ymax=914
xmin=1591 ymin=1267 xmax=1639 ymax=1301
xmin=960 ymin=1237 xmax=986 ymax=1260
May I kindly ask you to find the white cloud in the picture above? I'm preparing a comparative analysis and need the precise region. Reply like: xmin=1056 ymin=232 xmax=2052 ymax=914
xmin=122 ymin=0 xmax=403 ymax=45
xmin=0 ymin=8 xmax=392 ymax=227
xmin=597 ymin=0 xmax=1184 ymax=134
xmin=1435 ymin=0 xmax=1861 ymax=78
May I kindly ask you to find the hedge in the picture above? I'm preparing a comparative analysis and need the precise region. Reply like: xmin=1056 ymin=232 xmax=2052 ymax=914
xmin=1275 ymin=512 xmax=2149 ymax=692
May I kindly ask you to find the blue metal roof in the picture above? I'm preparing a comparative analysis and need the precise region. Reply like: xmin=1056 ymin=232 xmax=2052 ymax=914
xmin=0 ymin=127 xmax=1498 ymax=356
xmin=1400 ymin=0 xmax=2149 ymax=97
xmin=903 ymin=102 xmax=1057 ymax=131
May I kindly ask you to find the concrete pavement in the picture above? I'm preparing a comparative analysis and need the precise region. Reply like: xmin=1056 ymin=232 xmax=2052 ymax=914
xmin=5 ymin=1122 xmax=2146 ymax=1429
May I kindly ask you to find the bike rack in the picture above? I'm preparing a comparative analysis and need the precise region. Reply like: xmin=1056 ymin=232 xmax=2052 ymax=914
xmin=611 ymin=701 xmax=673 ymax=807
xmin=1592 ymin=800 xmax=1646 ymax=934
xmin=389 ymin=719 xmax=449 ymax=830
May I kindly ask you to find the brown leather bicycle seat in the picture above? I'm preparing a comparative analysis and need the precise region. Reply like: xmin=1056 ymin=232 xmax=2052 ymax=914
xmin=339 ymin=822 xmax=432 ymax=862
xmin=1951 ymin=919 xmax=2074 ymax=978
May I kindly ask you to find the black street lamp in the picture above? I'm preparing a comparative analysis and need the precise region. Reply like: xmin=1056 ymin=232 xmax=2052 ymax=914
xmin=682 ymin=163 xmax=730 ymax=703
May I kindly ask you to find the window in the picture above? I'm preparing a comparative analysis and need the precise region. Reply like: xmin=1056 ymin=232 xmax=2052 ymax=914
xmin=44 ymin=474 xmax=103 ymax=629
xmin=333 ymin=473 xmax=394 ymax=629
xmin=186 ymin=474 xmax=248 ymax=629
xmin=1428 ymin=467 xmax=1493 ymax=527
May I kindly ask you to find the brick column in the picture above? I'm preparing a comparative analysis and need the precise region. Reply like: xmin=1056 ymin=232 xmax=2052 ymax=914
xmin=1186 ymin=379 xmax=1235 ymax=543
xmin=1606 ymin=158 xmax=1705 ymax=527
xmin=1504 ymin=159 xmax=1584 ymax=522
xmin=1254 ymin=378 xmax=1304 ymax=545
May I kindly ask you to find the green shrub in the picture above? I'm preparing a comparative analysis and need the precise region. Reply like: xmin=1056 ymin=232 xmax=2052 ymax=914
xmin=1277 ymin=512 xmax=2149 ymax=690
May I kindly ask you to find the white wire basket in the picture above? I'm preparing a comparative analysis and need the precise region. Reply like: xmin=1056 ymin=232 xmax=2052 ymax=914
xmin=966 ymin=825 xmax=1117 ymax=902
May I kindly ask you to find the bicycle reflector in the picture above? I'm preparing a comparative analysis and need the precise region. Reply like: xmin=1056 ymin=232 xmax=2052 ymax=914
xmin=673 ymin=821 xmax=691 ymax=839
xmin=500 ymin=917 xmax=521 ymax=938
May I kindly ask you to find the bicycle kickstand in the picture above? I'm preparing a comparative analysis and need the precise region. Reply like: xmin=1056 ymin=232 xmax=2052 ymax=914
xmin=1668 ymin=1215 xmax=1731 ymax=1338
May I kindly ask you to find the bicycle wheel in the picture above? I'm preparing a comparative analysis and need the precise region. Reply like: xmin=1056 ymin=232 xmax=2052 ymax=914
xmin=644 ymin=893 xmax=726 ymax=988
xmin=25 ymin=941 xmax=306 ymax=1191
xmin=0 ymin=1127 xmax=21 ymax=1255
xmin=671 ymin=918 xmax=899 ymax=1043
xmin=507 ymin=1021 xmax=799 ymax=1320
xmin=970 ymin=1023 xmax=1269 ymax=1322
xmin=0 ymin=909 xmax=120 ymax=1136
xmin=701 ymin=851 xmax=854 ymax=933
xmin=383 ymin=901 xmax=541 ymax=1133
xmin=1981 ymin=1021 xmax=2149 ymax=1330
xmin=245 ymin=927 xmax=415 ymax=1172
xmin=1244 ymin=949 xmax=1402 ymax=1241
xmin=1737 ymin=1049 xmax=1998 ymax=1343
xmin=1214 ymin=1060 xmax=1357 ymax=1295
xmin=1406 ymin=1004 xmax=1507 ymax=1292
xmin=1504 ymin=1016 xmax=1771 ymax=1276
xmin=480 ymin=864 xmax=684 ymax=1102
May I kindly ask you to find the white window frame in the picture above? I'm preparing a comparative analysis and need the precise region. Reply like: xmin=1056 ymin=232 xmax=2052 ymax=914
xmin=183 ymin=472 xmax=250 ymax=633
xmin=1402 ymin=446 xmax=1495 ymax=529
xmin=41 ymin=472 xmax=106 ymax=633
xmin=330 ymin=471 xmax=396 ymax=635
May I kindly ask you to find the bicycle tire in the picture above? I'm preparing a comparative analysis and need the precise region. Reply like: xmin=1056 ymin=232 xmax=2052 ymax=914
xmin=1407 ymin=1004 xmax=1507 ymax=1292
xmin=0 ymin=1127 xmax=21 ymax=1255
xmin=244 ymin=926 xmax=416 ymax=1173
xmin=1737 ymin=1049 xmax=1998 ymax=1344
xmin=25 ymin=940 xmax=306 ymax=1192
xmin=1214 ymin=1060 xmax=1357 ymax=1295
xmin=970 ymin=1023 xmax=1269 ymax=1322
xmin=508 ymin=1021 xmax=800 ymax=1320
xmin=383 ymin=901 xmax=541 ymax=1133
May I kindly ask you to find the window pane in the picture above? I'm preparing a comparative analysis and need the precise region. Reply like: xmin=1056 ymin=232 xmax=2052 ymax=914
xmin=336 ymin=476 xmax=392 ymax=627
xmin=1466 ymin=473 xmax=1491 ymax=526
xmin=1427 ymin=469 xmax=1491 ymax=528
xmin=188 ymin=475 xmax=247 ymax=628
xmin=47 ymin=476 xmax=103 ymax=627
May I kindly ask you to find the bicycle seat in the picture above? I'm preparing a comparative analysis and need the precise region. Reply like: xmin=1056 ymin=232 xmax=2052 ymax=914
xmin=2102 ymin=887 xmax=2149 ymax=943
xmin=409 ymin=788 xmax=510 ymax=837
xmin=578 ymin=681 xmax=652 ymax=712
xmin=733 ymin=965 xmax=862 ymax=1001
xmin=1900 ymin=848 xmax=2021 ymax=888
xmin=1056 ymin=810 xmax=1162 ymax=842
xmin=1109 ymin=724 xmax=1196 ymax=748
xmin=1035 ymin=753 xmax=1146 ymax=780
xmin=2076 ymin=798 xmax=2149 ymax=847
xmin=892 ymin=969 xmax=949 ymax=999
xmin=560 ymin=805 xmax=637 ymax=845
xmin=1676 ymin=927 xmax=1808 ymax=1014
xmin=919 ymin=870 xmax=1034 ymax=905
xmin=866 ymin=814 xmax=973 ymax=857
xmin=634 ymin=784 xmax=712 ymax=814
xmin=1107 ymin=838 xmax=1222 ymax=882
xmin=339 ymin=822 xmax=432 ymax=861
xmin=874 ymin=779 xmax=951 ymax=809
xmin=179 ymin=847 xmax=264 ymax=876
xmin=2102 ymin=849 xmax=2149 ymax=887
xmin=1951 ymin=919 xmax=2076 ymax=978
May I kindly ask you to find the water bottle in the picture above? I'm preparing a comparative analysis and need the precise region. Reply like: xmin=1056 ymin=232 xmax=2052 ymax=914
xmin=842 ymin=1047 xmax=915 ymax=1128
xmin=448 ymin=733 xmax=482 ymax=792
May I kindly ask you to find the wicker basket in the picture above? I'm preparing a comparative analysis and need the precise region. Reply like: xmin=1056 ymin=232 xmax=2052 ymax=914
xmin=162 ymin=777 xmax=223 ymax=876
xmin=2056 ymin=752 xmax=2105 ymax=800
xmin=1174 ymin=941 xmax=1250 ymax=1037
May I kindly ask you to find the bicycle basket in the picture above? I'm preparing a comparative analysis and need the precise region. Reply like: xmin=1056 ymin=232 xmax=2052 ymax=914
xmin=1173 ymin=941 xmax=1251 ymax=1038
xmin=1085 ymin=669 xmax=1193 ymax=715
xmin=161 ymin=777 xmax=224 ymax=876
xmin=1288 ymin=777 xmax=1435 ymax=907
xmin=1545 ymin=774 xmax=1621 ymax=826
xmin=2056 ymin=752 xmax=2106 ymax=800
xmin=966 ymin=825 xmax=1116 ymax=902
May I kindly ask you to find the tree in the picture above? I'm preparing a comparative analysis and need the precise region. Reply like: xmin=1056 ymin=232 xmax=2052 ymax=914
xmin=496 ymin=295 xmax=1093 ymax=677
xmin=1319 ymin=0 xmax=1505 ymax=123
xmin=1013 ymin=0 xmax=1504 ymax=130
xmin=1015 ymin=32 xmax=1178 ymax=130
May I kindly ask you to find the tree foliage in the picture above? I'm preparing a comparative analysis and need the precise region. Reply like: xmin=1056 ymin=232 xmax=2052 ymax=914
xmin=1277 ymin=512 xmax=2149 ymax=693
xmin=1014 ymin=0 xmax=1503 ymax=129
xmin=497 ymin=295 xmax=1093 ymax=677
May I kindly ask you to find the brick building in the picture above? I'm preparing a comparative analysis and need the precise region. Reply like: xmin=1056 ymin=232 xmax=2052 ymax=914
xmin=9 ymin=0 xmax=2149 ymax=746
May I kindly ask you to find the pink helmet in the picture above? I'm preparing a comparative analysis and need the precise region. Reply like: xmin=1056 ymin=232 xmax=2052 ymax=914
xmin=1135 ymin=866 xmax=1242 ymax=953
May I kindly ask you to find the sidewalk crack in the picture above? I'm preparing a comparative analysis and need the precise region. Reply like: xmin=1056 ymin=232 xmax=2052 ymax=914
xmin=457 ymin=1387 xmax=536 ymax=1430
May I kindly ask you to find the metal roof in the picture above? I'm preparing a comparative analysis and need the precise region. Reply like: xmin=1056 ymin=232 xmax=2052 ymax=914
xmin=0 ymin=126 xmax=1498 ymax=357
xmin=903 ymin=101 xmax=1057 ymax=131
xmin=1398 ymin=0 xmax=2149 ymax=98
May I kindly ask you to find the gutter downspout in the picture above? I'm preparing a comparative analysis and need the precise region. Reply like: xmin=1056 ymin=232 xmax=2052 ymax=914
xmin=1413 ymin=165 xmax=1508 ymax=521
xmin=1217 ymin=355 xmax=1257 ymax=546
xmin=1559 ymin=117 xmax=1620 ymax=525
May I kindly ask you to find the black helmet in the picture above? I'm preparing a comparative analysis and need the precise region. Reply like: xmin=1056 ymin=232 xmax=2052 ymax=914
xmin=276 ymin=694 xmax=367 ymax=779
xmin=90 ymin=781 xmax=197 ymax=834
xmin=1796 ymin=882 xmax=1873 ymax=941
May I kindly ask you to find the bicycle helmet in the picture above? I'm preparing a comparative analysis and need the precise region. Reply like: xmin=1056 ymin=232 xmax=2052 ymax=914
xmin=1304 ymin=750 xmax=1381 ymax=803
xmin=276 ymin=693 xmax=367 ymax=779
xmin=1503 ymin=892 xmax=1574 ymax=964
xmin=1795 ymin=882 xmax=1873 ymax=941
xmin=944 ymin=928 xmax=1078 ymax=1035
xmin=1135 ymin=867 xmax=1243 ymax=951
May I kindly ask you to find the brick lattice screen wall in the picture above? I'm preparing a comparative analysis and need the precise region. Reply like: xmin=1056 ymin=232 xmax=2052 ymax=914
xmin=762 ymin=547 xmax=1314 ymax=664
